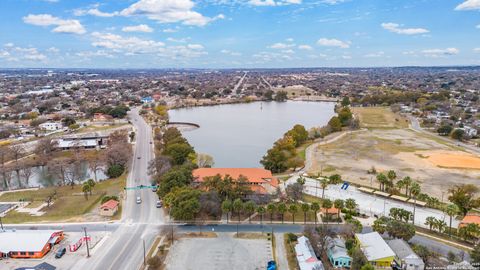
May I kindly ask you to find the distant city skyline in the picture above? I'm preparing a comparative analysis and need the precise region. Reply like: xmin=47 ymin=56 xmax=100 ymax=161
xmin=1 ymin=0 xmax=480 ymax=68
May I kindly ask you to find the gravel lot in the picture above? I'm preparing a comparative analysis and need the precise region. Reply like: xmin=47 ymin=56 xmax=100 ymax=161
xmin=165 ymin=233 xmax=273 ymax=270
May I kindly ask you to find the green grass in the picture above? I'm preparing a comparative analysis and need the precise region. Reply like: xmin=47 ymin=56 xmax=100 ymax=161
xmin=0 ymin=174 xmax=126 ymax=223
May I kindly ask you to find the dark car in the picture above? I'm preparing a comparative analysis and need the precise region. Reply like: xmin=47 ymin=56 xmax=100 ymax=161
xmin=55 ymin=247 xmax=66 ymax=259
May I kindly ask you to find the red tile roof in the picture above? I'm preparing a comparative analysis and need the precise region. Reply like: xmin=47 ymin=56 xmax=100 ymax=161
xmin=192 ymin=168 xmax=279 ymax=193
xmin=460 ymin=214 xmax=480 ymax=227
xmin=100 ymin=199 xmax=119 ymax=210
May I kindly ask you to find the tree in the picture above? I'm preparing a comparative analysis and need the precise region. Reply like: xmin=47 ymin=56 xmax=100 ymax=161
xmin=328 ymin=174 xmax=342 ymax=185
xmin=88 ymin=152 xmax=105 ymax=182
xmin=274 ymin=91 xmax=288 ymax=102
xmin=351 ymin=247 xmax=368 ymax=270
xmin=437 ymin=125 xmax=453 ymax=136
xmin=360 ymin=264 xmax=374 ymax=270
xmin=386 ymin=170 xmax=397 ymax=191
xmin=164 ymin=187 xmax=201 ymax=221
xmin=386 ymin=219 xmax=416 ymax=241
xmin=338 ymin=107 xmax=353 ymax=126
xmin=34 ymin=138 xmax=58 ymax=166
xmin=286 ymin=183 xmax=304 ymax=202
xmin=221 ymin=199 xmax=233 ymax=223
xmin=62 ymin=117 xmax=76 ymax=126
xmin=148 ymin=155 xmax=172 ymax=177
xmin=267 ymin=203 xmax=276 ymax=223
xmin=341 ymin=96 xmax=350 ymax=107
xmin=345 ymin=198 xmax=357 ymax=212
xmin=401 ymin=176 xmax=412 ymax=196
xmin=277 ymin=203 xmax=287 ymax=224
xmin=451 ymin=129 xmax=465 ymax=141
xmin=257 ymin=206 xmax=266 ymax=224
xmin=86 ymin=179 xmax=95 ymax=195
xmin=9 ymin=144 xmax=25 ymax=188
xmin=82 ymin=182 xmax=91 ymax=200
xmin=106 ymin=164 xmax=124 ymax=178
xmin=448 ymin=184 xmax=480 ymax=216
xmin=445 ymin=204 xmax=460 ymax=237
xmin=163 ymin=143 xmax=195 ymax=165
xmin=288 ymin=204 xmax=298 ymax=224
xmin=20 ymin=165 xmax=34 ymax=187
xmin=376 ymin=173 xmax=387 ymax=191
xmin=458 ymin=223 xmax=480 ymax=241
xmin=158 ymin=165 xmax=193 ymax=197
xmin=413 ymin=245 xmax=433 ymax=268
xmin=372 ymin=216 xmax=388 ymax=234
xmin=425 ymin=216 xmax=437 ymax=231
xmin=199 ymin=191 xmax=222 ymax=218
xmin=311 ymin=202 xmax=320 ymax=225
xmin=334 ymin=199 xmax=344 ymax=220
xmin=470 ymin=244 xmax=480 ymax=266
xmin=320 ymin=178 xmax=328 ymax=199
xmin=301 ymin=203 xmax=310 ymax=224
xmin=328 ymin=116 xmax=342 ymax=132
xmin=232 ymin=198 xmax=243 ymax=223
xmin=244 ymin=200 xmax=257 ymax=223
xmin=196 ymin=153 xmax=214 ymax=168
xmin=285 ymin=124 xmax=309 ymax=147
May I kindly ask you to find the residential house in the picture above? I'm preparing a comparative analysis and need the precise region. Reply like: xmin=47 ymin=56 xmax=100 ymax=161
xmin=459 ymin=213 xmax=480 ymax=228
xmin=386 ymin=239 xmax=424 ymax=270
xmin=99 ymin=199 xmax=119 ymax=217
xmin=326 ymin=236 xmax=352 ymax=268
xmin=295 ymin=236 xmax=324 ymax=270
xmin=38 ymin=122 xmax=63 ymax=131
xmin=192 ymin=168 xmax=279 ymax=194
xmin=355 ymin=232 xmax=395 ymax=268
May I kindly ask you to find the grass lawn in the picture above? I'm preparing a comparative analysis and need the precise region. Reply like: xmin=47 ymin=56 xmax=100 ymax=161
xmin=0 ymin=174 xmax=126 ymax=223
xmin=74 ymin=123 xmax=128 ymax=134
xmin=352 ymin=107 xmax=408 ymax=129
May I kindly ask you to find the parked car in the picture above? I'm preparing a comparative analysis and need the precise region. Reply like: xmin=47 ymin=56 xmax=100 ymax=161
xmin=156 ymin=200 xmax=162 ymax=208
xmin=136 ymin=196 xmax=142 ymax=204
xmin=55 ymin=247 xmax=66 ymax=259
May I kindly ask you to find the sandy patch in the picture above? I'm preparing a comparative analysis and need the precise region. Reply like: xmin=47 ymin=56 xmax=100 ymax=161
xmin=419 ymin=150 xmax=480 ymax=170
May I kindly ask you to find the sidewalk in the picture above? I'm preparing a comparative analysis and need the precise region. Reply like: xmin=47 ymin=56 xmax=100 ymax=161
xmin=415 ymin=231 xmax=473 ymax=251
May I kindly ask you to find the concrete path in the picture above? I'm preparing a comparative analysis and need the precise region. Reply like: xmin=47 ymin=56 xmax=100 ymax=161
xmin=274 ymin=233 xmax=289 ymax=270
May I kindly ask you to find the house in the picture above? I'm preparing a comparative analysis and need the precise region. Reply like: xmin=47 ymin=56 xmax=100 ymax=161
xmin=386 ymin=239 xmax=424 ymax=270
xmin=459 ymin=213 xmax=480 ymax=228
xmin=38 ymin=122 xmax=63 ymax=131
xmin=93 ymin=113 xmax=113 ymax=122
xmin=326 ymin=236 xmax=352 ymax=268
xmin=141 ymin=96 xmax=154 ymax=103
xmin=355 ymin=232 xmax=395 ymax=268
xmin=57 ymin=139 xmax=98 ymax=150
xmin=0 ymin=230 xmax=64 ymax=259
xmin=99 ymin=199 xmax=119 ymax=217
xmin=295 ymin=236 xmax=324 ymax=270
xmin=192 ymin=168 xmax=279 ymax=194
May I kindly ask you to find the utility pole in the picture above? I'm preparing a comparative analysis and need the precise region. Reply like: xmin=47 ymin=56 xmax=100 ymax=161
xmin=83 ymin=227 xmax=90 ymax=258
xmin=0 ymin=215 xmax=3 ymax=231
xmin=143 ymin=239 xmax=146 ymax=266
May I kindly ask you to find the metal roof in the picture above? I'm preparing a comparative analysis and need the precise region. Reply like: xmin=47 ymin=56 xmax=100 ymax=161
xmin=355 ymin=232 xmax=395 ymax=261
xmin=386 ymin=239 xmax=420 ymax=261
xmin=0 ymin=230 xmax=61 ymax=253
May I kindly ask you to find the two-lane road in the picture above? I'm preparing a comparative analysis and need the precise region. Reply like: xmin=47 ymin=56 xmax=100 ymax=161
xmin=72 ymin=107 xmax=164 ymax=270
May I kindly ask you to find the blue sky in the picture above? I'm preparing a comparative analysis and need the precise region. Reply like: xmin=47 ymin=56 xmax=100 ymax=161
xmin=0 ymin=0 xmax=479 ymax=68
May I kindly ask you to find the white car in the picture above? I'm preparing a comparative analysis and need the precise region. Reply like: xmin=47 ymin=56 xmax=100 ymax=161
xmin=136 ymin=196 xmax=142 ymax=204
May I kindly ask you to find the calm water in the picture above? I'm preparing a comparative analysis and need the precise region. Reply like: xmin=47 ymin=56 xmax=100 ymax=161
xmin=169 ymin=101 xmax=335 ymax=167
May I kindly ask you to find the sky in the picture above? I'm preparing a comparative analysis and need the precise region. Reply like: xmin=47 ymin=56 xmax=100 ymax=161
xmin=0 ymin=0 xmax=479 ymax=68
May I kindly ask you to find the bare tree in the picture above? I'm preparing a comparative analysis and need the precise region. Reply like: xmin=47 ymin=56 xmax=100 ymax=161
xmin=88 ymin=151 xmax=105 ymax=182
xmin=148 ymin=155 xmax=172 ymax=177
xmin=47 ymin=159 xmax=68 ymax=186
xmin=21 ymin=165 xmax=34 ymax=187
xmin=9 ymin=144 xmax=25 ymax=188
xmin=196 ymin=153 xmax=214 ymax=168
xmin=0 ymin=147 xmax=11 ymax=190
xmin=64 ymin=158 xmax=83 ymax=188
xmin=34 ymin=138 xmax=58 ymax=166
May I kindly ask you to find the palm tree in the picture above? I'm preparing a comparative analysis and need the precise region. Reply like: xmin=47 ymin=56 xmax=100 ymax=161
xmin=277 ymin=203 xmax=287 ymax=224
xmin=445 ymin=204 xmax=460 ymax=237
xmin=257 ymin=206 xmax=266 ymax=224
xmin=436 ymin=220 xmax=447 ymax=233
xmin=301 ymin=203 xmax=310 ymax=224
xmin=334 ymin=199 xmax=344 ymax=220
xmin=86 ymin=179 xmax=95 ymax=195
xmin=82 ymin=182 xmax=91 ymax=200
xmin=396 ymin=179 xmax=405 ymax=193
xmin=289 ymin=204 xmax=298 ymax=224
xmin=267 ymin=203 xmax=276 ymax=224
xmin=345 ymin=198 xmax=357 ymax=212
xmin=320 ymin=178 xmax=328 ymax=199
xmin=233 ymin=198 xmax=243 ymax=223
xmin=221 ymin=199 xmax=233 ymax=223
xmin=402 ymin=176 xmax=412 ymax=197
xmin=386 ymin=170 xmax=396 ymax=192
xmin=244 ymin=201 xmax=257 ymax=224
xmin=425 ymin=216 xmax=437 ymax=231
xmin=389 ymin=208 xmax=400 ymax=220
xmin=376 ymin=173 xmax=387 ymax=191
xmin=322 ymin=199 xmax=333 ymax=223
xmin=410 ymin=181 xmax=421 ymax=225
xmin=311 ymin=202 xmax=320 ymax=225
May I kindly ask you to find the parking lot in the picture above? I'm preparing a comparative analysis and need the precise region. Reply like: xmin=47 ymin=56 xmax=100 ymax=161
xmin=165 ymin=233 xmax=273 ymax=270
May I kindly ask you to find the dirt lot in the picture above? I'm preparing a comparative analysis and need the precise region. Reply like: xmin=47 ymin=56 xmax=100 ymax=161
xmin=352 ymin=107 xmax=409 ymax=129
xmin=308 ymin=127 xmax=480 ymax=199
xmin=164 ymin=232 xmax=273 ymax=270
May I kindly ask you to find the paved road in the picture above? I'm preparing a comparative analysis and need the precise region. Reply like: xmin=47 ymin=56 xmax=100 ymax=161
xmin=70 ymin=107 xmax=165 ymax=270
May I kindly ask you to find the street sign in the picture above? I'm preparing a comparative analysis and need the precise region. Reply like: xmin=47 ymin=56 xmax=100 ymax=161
xmin=124 ymin=184 xmax=159 ymax=190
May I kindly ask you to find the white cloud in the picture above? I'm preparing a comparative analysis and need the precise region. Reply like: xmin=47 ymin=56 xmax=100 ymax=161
xmin=47 ymin=47 xmax=60 ymax=53
xmin=269 ymin=42 xmax=295 ymax=49
xmin=122 ymin=24 xmax=154 ymax=33
xmin=75 ymin=8 xmax=118 ymax=17
xmin=1 ymin=46 xmax=48 ymax=62
xmin=187 ymin=44 xmax=204 ymax=50
xmin=248 ymin=0 xmax=301 ymax=6
xmin=317 ymin=38 xmax=349 ymax=48
xmin=91 ymin=32 xmax=165 ymax=54
xmin=0 ymin=51 xmax=10 ymax=58
xmin=23 ymin=14 xmax=86 ymax=34
xmin=298 ymin=45 xmax=313 ymax=50
xmin=381 ymin=22 xmax=429 ymax=35
xmin=221 ymin=49 xmax=242 ymax=56
xmin=120 ymin=0 xmax=224 ymax=26
xmin=455 ymin=0 xmax=480 ymax=10
xmin=364 ymin=51 xmax=385 ymax=58
xmin=163 ymin=28 xmax=178 ymax=33
xmin=421 ymin=48 xmax=459 ymax=57
xmin=167 ymin=37 xmax=189 ymax=43
xmin=474 ymin=48 xmax=480 ymax=53
xmin=75 ymin=50 xmax=115 ymax=58
xmin=321 ymin=0 xmax=346 ymax=4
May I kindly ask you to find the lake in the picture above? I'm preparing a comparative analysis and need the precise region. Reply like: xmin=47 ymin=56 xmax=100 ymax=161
xmin=169 ymin=101 xmax=336 ymax=167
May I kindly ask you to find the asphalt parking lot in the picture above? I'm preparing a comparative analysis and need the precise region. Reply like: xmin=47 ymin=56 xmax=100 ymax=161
xmin=165 ymin=233 xmax=273 ymax=270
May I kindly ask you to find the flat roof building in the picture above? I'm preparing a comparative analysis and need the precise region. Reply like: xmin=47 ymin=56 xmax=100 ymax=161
xmin=355 ymin=232 xmax=395 ymax=268
xmin=0 ymin=230 xmax=64 ymax=259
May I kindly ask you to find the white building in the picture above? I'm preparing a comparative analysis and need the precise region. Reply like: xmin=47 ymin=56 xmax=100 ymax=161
xmin=387 ymin=239 xmax=424 ymax=270
xmin=38 ymin=122 xmax=63 ymax=131
xmin=295 ymin=236 xmax=324 ymax=270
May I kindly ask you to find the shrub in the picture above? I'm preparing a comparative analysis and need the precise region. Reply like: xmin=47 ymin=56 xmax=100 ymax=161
xmin=107 ymin=164 xmax=125 ymax=178
xmin=101 ymin=195 xmax=119 ymax=204
xmin=286 ymin=233 xmax=298 ymax=242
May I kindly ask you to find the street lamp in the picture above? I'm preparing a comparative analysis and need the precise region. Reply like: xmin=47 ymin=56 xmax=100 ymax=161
xmin=0 ymin=214 xmax=4 ymax=231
